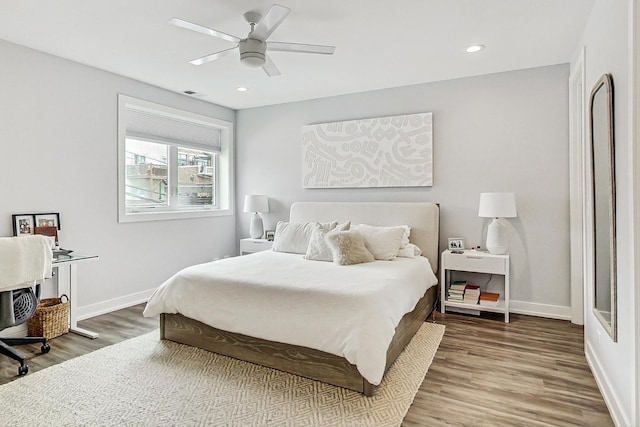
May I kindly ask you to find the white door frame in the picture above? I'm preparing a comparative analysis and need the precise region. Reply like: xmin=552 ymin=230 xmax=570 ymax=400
xmin=632 ymin=0 xmax=640 ymax=424
xmin=569 ymin=47 xmax=586 ymax=325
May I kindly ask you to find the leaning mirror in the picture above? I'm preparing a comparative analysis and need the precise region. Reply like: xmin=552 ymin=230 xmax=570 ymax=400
xmin=589 ymin=74 xmax=616 ymax=342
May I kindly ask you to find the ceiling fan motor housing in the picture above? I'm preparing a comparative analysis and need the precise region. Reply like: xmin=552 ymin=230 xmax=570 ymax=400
xmin=239 ymin=38 xmax=266 ymax=67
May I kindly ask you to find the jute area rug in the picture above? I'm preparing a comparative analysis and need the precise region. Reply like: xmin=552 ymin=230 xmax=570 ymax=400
xmin=1 ymin=322 xmax=444 ymax=427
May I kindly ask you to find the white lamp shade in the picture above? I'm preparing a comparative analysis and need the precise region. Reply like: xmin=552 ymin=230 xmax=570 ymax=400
xmin=478 ymin=193 xmax=517 ymax=218
xmin=244 ymin=195 xmax=269 ymax=213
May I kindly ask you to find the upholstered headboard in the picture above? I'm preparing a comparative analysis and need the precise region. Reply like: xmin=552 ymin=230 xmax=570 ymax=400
xmin=290 ymin=202 xmax=440 ymax=273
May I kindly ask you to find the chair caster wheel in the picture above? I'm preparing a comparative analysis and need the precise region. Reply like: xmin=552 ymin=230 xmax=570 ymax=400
xmin=18 ymin=364 xmax=28 ymax=376
xmin=41 ymin=343 xmax=51 ymax=353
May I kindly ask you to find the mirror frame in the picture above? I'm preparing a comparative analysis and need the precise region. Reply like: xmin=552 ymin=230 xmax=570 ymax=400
xmin=588 ymin=73 xmax=617 ymax=342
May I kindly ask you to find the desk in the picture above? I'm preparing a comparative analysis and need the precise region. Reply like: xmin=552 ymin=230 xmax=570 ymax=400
xmin=53 ymin=254 xmax=99 ymax=339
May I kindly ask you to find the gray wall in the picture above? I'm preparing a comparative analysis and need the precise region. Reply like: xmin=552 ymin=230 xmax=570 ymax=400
xmin=575 ymin=0 xmax=634 ymax=424
xmin=0 ymin=39 xmax=237 ymax=317
xmin=237 ymin=64 xmax=571 ymax=318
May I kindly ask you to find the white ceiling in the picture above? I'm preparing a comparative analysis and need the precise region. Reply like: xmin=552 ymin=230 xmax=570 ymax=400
xmin=0 ymin=0 xmax=595 ymax=110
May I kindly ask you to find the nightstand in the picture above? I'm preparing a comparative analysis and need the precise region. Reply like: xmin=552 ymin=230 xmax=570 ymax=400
xmin=440 ymin=249 xmax=510 ymax=323
xmin=239 ymin=238 xmax=273 ymax=255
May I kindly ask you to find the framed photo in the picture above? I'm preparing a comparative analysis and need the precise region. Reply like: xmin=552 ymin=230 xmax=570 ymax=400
xmin=34 ymin=212 xmax=61 ymax=230
xmin=265 ymin=230 xmax=275 ymax=241
xmin=448 ymin=237 xmax=465 ymax=250
xmin=12 ymin=214 xmax=35 ymax=236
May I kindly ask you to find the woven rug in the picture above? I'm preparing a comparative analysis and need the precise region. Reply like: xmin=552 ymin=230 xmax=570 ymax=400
xmin=0 ymin=322 xmax=444 ymax=426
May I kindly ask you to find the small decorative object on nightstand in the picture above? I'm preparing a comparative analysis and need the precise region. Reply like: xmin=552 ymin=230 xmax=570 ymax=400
xmin=448 ymin=237 xmax=465 ymax=250
xmin=440 ymin=249 xmax=511 ymax=323
xmin=239 ymin=238 xmax=273 ymax=255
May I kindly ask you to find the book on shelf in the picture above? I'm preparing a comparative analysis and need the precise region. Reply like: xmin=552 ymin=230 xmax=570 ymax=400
xmin=450 ymin=281 xmax=467 ymax=292
xmin=479 ymin=292 xmax=500 ymax=307
xmin=463 ymin=284 xmax=480 ymax=304
xmin=447 ymin=281 xmax=467 ymax=302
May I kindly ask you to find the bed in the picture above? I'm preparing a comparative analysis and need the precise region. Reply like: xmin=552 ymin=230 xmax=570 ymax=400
xmin=144 ymin=201 xmax=439 ymax=396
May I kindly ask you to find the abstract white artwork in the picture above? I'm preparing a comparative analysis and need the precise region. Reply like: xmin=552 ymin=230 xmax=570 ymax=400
xmin=302 ymin=112 xmax=433 ymax=188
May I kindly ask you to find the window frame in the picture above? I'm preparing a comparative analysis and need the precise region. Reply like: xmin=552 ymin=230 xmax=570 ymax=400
xmin=117 ymin=95 xmax=234 ymax=223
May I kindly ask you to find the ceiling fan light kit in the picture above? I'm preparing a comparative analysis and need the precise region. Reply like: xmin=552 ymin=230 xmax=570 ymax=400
xmin=239 ymin=39 xmax=266 ymax=67
xmin=170 ymin=4 xmax=335 ymax=76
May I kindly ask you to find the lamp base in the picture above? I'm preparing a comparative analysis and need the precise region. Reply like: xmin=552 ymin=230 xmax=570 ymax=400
xmin=486 ymin=217 xmax=508 ymax=255
xmin=249 ymin=213 xmax=264 ymax=239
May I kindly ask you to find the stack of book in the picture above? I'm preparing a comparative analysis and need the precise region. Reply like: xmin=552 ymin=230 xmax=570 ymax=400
xmin=447 ymin=281 xmax=466 ymax=302
xmin=479 ymin=292 xmax=500 ymax=306
xmin=463 ymin=284 xmax=480 ymax=304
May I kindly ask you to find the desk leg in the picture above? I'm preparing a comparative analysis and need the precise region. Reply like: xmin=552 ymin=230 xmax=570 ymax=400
xmin=56 ymin=264 xmax=99 ymax=339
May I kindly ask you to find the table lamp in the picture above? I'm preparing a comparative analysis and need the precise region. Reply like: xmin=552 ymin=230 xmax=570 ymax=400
xmin=478 ymin=192 xmax=517 ymax=254
xmin=244 ymin=195 xmax=269 ymax=239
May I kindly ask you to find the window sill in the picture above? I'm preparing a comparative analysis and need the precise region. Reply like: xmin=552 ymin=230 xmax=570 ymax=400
xmin=118 ymin=207 xmax=233 ymax=223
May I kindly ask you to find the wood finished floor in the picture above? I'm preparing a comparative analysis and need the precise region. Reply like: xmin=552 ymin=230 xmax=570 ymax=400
xmin=0 ymin=305 xmax=612 ymax=426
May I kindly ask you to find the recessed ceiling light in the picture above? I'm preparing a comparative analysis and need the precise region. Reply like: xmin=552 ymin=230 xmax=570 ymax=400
xmin=237 ymin=87 xmax=248 ymax=92
xmin=466 ymin=45 xmax=485 ymax=53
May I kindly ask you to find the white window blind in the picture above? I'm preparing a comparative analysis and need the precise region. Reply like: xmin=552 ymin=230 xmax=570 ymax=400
xmin=125 ymin=107 xmax=222 ymax=152
xmin=118 ymin=94 xmax=234 ymax=223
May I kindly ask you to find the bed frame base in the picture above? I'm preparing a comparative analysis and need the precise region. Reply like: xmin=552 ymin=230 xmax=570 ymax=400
xmin=160 ymin=285 xmax=437 ymax=396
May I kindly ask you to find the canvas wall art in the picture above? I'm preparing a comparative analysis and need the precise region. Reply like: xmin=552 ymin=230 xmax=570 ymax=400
xmin=302 ymin=112 xmax=433 ymax=188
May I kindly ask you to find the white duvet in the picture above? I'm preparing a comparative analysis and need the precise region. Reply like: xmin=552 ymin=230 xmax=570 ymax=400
xmin=143 ymin=250 xmax=438 ymax=385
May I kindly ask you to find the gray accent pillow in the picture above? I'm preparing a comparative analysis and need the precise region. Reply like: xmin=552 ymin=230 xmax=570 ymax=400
xmin=325 ymin=231 xmax=375 ymax=266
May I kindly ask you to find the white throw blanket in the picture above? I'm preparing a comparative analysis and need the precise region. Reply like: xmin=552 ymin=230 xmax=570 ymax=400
xmin=144 ymin=251 xmax=438 ymax=385
xmin=0 ymin=235 xmax=53 ymax=291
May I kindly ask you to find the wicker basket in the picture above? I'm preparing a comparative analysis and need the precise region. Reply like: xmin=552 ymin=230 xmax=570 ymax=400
xmin=27 ymin=294 xmax=70 ymax=339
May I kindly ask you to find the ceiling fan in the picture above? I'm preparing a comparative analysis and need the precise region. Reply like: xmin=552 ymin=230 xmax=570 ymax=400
xmin=169 ymin=4 xmax=335 ymax=77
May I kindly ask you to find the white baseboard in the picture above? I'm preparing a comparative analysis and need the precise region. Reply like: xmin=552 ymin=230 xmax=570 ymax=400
xmin=585 ymin=340 xmax=627 ymax=427
xmin=0 ymin=289 xmax=156 ymax=339
xmin=510 ymin=300 xmax=571 ymax=320
xmin=1 ymin=295 xmax=572 ymax=336
xmin=75 ymin=288 xmax=156 ymax=321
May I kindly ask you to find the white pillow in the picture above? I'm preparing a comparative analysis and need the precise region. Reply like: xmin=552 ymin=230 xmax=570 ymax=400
xmin=325 ymin=231 xmax=375 ymax=266
xmin=272 ymin=221 xmax=337 ymax=254
xmin=397 ymin=243 xmax=423 ymax=258
xmin=350 ymin=224 xmax=407 ymax=260
xmin=399 ymin=225 xmax=411 ymax=247
xmin=304 ymin=221 xmax=351 ymax=262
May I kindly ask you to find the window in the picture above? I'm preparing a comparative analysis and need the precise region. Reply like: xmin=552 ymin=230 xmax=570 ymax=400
xmin=118 ymin=95 xmax=234 ymax=222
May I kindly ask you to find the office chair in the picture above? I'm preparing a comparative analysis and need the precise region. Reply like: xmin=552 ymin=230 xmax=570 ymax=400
xmin=0 ymin=283 xmax=50 ymax=376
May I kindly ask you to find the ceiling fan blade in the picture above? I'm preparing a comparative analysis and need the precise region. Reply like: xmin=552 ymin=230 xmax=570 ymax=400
xmin=169 ymin=17 xmax=241 ymax=43
xmin=268 ymin=42 xmax=335 ymax=55
xmin=262 ymin=55 xmax=281 ymax=77
xmin=250 ymin=4 xmax=291 ymax=41
xmin=189 ymin=46 xmax=238 ymax=65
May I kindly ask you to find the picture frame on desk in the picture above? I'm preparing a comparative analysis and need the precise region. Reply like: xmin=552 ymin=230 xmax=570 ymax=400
xmin=12 ymin=214 xmax=35 ymax=236
xmin=265 ymin=230 xmax=275 ymax=241
xmin=448 ymin=237 xmax=465 ymax=250
xmin=34 ymin=212 xmax=61 ymax=230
